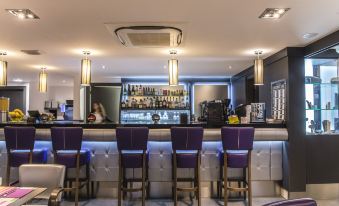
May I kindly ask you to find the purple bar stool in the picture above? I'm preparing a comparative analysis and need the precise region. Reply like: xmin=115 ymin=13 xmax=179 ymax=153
xmin=116 ymin=127 xmax=149 ymax=206
xmin=219 ymin=127 xmax=254 ymax=206
xmin=263 ymin=198 xmax=317 ymax=206
xmin=4 ymin=126 xmax=48 ymax=186
xmin=171 ymin=127 xmax=204 ymax=206
xmin=50 ymin=127 xmax=91 ymax=206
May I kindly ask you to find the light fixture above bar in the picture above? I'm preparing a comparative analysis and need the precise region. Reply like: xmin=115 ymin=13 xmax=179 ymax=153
xmin=38 ymin=68 xmax=47 ymax=93
xmin=254 ymin=50 xmax=264 ymax=86
xmin=81 ymin=51 xmax=91 ymax=86
xmin=0 ymin=52 xmax=8 ymax=87
xmin=6 ymin=9 xmax=40 ymax=19
xmin=168 ymin=50 xmax=179 ymax=86
xmin=259 ymin=8 xmax=290 ymax=19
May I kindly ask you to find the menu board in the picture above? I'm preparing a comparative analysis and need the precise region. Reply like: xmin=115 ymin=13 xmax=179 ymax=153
xmin=271 ymin=79 xmax=286 ymax=120
xmin=251 ymin=103 xmax=266 ymax=123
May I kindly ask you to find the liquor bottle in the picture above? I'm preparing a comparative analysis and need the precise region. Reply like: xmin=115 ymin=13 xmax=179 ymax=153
xmin=181 ymin=97 xmax=185 ymax=108
xmin=150 ymin=97 xmax=154 ymax=109
xmin=131 ymin=85 xmax=135 ymax=96
xmin=121 ymin=100 xmax=126 ymax=108
xmin=123 ymin=85 xmax=127 ymax=96
xmin=162 ymin=97 xmax=167 ymax=108
xmin=139 ymin=99 xmax=143 ymax=109
xmin=155 ymin=97 xmax=158 ymax=108
xmin=138 ymin=85 xmax=141 ymax=96
xmin=143 ymin=87 xmax=146 ymax=96
xmin=128 ymin=84 xmax=131 ymax=95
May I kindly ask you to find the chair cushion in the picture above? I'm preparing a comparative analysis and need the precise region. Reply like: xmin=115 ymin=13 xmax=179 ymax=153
xmin=219 ymin=150 xmax=249 ymax=168
xmin=263 ymin=198 xmax=317 ymax=206
xmin=175 ymin=151 xmax=198 ymax=168
xmin=121 ymin=150 xmax=149 ymax=168
xmin=9 ymin=149 xmax=48 ymax=167
xmin=54 ymin=149 xmax=91 ymax=168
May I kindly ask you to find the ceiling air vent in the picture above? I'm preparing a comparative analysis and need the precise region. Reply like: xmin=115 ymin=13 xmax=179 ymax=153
xmin=21 ymin=50 xmax=42 ymax=55
xmin=114 ymin=26 xmax=182 ymax=47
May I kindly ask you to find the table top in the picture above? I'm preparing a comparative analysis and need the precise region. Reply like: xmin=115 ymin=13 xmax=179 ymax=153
xmin=0 ymin=187 xmax=46 ymax=206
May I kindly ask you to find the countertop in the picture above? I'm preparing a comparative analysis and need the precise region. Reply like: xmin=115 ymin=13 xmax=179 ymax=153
xmin=0 ymin=120 xmax=286 ymax=129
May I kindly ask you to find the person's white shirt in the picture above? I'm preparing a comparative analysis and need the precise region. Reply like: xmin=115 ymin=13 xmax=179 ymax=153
xmin=94 ymin=112 xmax=103 ymax=123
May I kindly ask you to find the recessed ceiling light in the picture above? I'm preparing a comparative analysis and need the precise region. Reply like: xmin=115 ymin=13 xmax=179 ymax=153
xmin=62 ymin=80 xmax=67 ymax=83
xmin=102 ymin=65 xmax=106 ymax=70
xmin=5 ymin=9 xmax=40 ymax=20
xmin=303 ymin=33 xmax=319 ymax=39
xmin=228 ymin=65 xmax=232 ymax=70
xmin=12 ymin=78 xmax=23 ymax=82
xmin=259 ymin=8 xmax=290 ymax=19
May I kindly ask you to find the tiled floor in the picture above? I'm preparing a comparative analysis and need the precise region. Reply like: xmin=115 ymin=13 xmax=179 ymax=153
xmin=59 ymin=197 xmax=339 ymax=206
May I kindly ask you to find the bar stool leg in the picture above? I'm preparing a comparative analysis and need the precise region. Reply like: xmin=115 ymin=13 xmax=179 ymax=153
xmin=122 ymin=168 xmax=127 ymax=200
xmin=74 ymin=151 xmax=80 ymax=206
xmin=248 ymin=151 xmax=252 ymax=206
xmin=6 ymin=153 xmax=10 ymax=186
xmin=197 ymin=151 xmax=201 ymax=206
xmin=142 ymin=151 xmax=146 ymax=206
xmin=243 ymin=168 xmax=247 ymax=200
xmin=86 ymin=163 xmax=90 ymax=199
xmin=118 ymin=153 xmax=122 ymax=206
xmin=223 ymin=152 xmax=228 ymax=206
xmin=173 ymin=152 xmax=178 ymax=206
xmin=218 ymin=164 xmax=222 ymax=199
xmin=146 ymin=160 xmax=150 ymax=199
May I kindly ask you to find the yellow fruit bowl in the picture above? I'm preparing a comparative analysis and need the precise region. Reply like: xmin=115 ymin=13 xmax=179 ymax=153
xmin=9 ymin=109 xmax=24 ymax=122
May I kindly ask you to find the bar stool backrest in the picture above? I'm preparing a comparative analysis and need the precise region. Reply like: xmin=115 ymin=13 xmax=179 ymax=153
xmin=4 ymin=126 xmax=36 ymax=151
xmin=171 ymin=127 xmax=204 ymax=151
xmin=221 ymin=127 xmax=254 ymax=150
xmin=116 ymin=127 xmax=149 ymax=151
xmin=51 ymin=127 xmax=83 ymax=151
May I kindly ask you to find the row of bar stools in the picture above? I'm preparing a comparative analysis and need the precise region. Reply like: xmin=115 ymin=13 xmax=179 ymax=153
xmin=218 ymin=127 xmax=254 ymax=206
xmin=4 ymin=126 xmax=48 ymax=186
xmin=116 ymin=127 xmax=150 ymax=206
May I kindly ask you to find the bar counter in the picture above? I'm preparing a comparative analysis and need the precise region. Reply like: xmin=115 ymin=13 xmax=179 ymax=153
xmin=0 ymin=121 xmax=287 ymax=141
xmin=0 ymin=121 xmax=287 ymax=197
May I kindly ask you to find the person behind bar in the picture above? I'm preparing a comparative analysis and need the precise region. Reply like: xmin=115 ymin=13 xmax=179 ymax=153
xmin=92 ymin=102 xmax=106 ymax=123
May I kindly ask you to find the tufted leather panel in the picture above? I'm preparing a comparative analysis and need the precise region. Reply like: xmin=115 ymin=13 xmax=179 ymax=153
xmin=0 ymin=128 xmax=288 ymax=142
xmin=0 ymin=140 xmax=283 ymax=184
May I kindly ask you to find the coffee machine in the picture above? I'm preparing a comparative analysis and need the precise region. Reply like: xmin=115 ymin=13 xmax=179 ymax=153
xmin=206 ymin=99 xmax=231 ymax=125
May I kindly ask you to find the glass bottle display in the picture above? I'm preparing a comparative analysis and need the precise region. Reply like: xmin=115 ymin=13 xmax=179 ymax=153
xmin=305 ymin=54 xmax=339 ymax=135
xmin=120 ymin=83 xmax=191 ymax=124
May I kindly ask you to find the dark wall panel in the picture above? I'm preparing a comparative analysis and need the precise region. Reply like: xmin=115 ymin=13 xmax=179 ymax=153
xmin=286 ymin=51 xmax=307 ymax=191
xmin=259 ymin=56 xmax=289 ymax=119
xmin=231 ymin=76 xmax=246 ymax=108
xmin=0 ymin=86 xmax=26 ymax=112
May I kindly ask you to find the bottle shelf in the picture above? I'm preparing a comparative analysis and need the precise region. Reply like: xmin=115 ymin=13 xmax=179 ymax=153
xmin=305 ymin=83 xmax=339 ymax=85
xmin=306 ymin=108 xmax=339 ymax=111
xmin=122 ymin=94 xmax=188 ymax=97
xmin=121 ymin=108 xmax=190 ymax=111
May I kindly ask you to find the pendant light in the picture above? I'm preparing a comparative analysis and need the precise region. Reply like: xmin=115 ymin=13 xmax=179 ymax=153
xmin=0 ymin=52 xmax=8 ymax=86
xmin=168 ymin=50 xmax=179 ymax=86
xmin=81 ymin=51 xmax=91 ymax=86
xmin=38 ymin=67 xmax=47 ymax=93
xmin=254 ymin=50 xmax=264 ymax=85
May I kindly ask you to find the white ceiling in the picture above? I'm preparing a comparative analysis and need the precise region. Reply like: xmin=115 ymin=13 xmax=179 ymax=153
xmin=0 ymin=0 xmax=338 ymax=84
